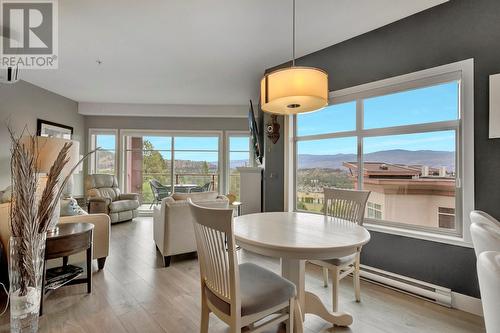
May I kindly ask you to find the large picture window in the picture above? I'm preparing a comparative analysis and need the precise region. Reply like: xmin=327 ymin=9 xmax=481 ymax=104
xmin=122 ymin=131 xmax=221 ymax=205
xmin=227 ymin=134 xmax=252 ymax=200
xmin=294 ymin=74 xmax=464 ymax=235
xmin=89 ymin=130 xmax=118 ymax=175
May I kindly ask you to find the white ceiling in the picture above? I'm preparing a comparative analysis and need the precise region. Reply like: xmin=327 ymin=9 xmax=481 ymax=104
xmin=22 ymin=0 xmax=447 ymax=107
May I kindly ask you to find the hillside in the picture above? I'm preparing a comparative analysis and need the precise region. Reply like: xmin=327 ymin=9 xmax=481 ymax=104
xmin=298 ymin=149 xmax=455 ymax=170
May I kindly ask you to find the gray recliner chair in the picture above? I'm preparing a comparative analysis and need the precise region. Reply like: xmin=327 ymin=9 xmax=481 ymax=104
xmin=86 ymin=174 xmax=140 ymax=223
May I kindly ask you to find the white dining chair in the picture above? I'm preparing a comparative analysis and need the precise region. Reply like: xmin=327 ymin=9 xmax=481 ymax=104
xmin=477 ymin=251 xmax=500 ymax=333
xmin=310 ymin=187 xmax=370 ymax=312
xmin=470 ymin=210 xmax=500 ymax=230
xmin=470 ymin=211 xmax=500 ymax=256
xmin=188 ymin=198 xmax=299 ymax=333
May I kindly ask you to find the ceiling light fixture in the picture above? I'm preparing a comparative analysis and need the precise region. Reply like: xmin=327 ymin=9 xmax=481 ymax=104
xmin=260 ymin=0 xmax=328 ymax=115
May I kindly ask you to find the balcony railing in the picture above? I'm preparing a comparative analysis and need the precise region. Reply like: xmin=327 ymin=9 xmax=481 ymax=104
xmin=175 ymin=173 xmax=218 ymax=190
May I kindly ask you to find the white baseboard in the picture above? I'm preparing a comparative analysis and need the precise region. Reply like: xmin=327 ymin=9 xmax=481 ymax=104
xmin=451 ymin=292 xmax=483 ymax=317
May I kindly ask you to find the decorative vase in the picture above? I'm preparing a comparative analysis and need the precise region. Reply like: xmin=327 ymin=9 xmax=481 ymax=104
xmin=9 ymin=233 xmax=46 ymax=333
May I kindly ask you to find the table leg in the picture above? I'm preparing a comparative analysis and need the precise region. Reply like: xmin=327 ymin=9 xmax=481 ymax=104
xmin=39 ymin=259 xmax=46 ymax=316
xmin=86 ymin=246 xmax=92 ymax=294
xmin=281 ymin=259 xmax=305 ymax=319
xmin=281 ymin=258 xmax=353 ymax=327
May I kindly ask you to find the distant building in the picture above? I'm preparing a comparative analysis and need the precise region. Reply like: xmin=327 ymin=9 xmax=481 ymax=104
xmin=343 ymin=162 xmax=456 ymax=229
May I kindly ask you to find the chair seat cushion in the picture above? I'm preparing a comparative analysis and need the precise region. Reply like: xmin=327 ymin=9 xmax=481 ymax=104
xmin=321 ymin=253 xmax=357 ymax=266
xmin=205 ymin=263 xmax=296 ymax=316
xmin=109 ymin=199 xmax=139 ymax=213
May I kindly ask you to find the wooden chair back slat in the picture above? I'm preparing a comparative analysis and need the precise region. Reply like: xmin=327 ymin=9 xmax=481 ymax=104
xmin=189 ymin=199 xmax=238 ymax=304
xmin=323 ymin=188 xmax=370 ymax=225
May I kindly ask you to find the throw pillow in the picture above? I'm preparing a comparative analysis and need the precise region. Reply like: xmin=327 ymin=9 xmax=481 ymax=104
xmin=0 ymin=186 xmax=12 ymax=204
xmin=60 ymin=198 xmax=83 ymax=216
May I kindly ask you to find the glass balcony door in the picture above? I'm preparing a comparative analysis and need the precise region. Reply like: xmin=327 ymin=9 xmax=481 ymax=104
xmin=124 ymin=135 xmax=172 ymax=205
xmin=122 ymin=132 xmax=220 ymax=208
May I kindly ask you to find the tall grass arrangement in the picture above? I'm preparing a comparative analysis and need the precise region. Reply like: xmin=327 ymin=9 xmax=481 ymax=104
xmin=9 ymin=127 xmax=96 ymax=295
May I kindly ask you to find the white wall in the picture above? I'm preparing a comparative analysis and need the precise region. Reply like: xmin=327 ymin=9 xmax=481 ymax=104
xmin=0 ymin=81 xmax=84 ymax=195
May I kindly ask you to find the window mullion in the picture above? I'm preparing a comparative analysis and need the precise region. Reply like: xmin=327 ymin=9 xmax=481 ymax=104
xmin=171 ymin=137 xmax=175 ymax=191
xmin=357 ymin=99 xmax=364 ymax=191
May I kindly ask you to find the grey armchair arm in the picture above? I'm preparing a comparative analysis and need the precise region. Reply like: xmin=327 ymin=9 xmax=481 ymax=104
xmin=119 ymin=193 xmax=140 ymax=201
xmin=216 ymin=194 xmax=229 ymax=202
xmin=88 ymin=197 xmax=112 ymax=214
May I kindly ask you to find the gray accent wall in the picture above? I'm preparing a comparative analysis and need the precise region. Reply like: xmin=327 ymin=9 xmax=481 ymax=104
xmin=262 ymin=113 xmax=285 ymax=212
xmin=265 ymin=0 xmax=500 ymax=297
xmin=0 ymin=81 xmax=84 ymax=194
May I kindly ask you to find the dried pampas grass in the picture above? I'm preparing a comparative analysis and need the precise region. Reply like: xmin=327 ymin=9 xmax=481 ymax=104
xmin=8 ymin=126 xmax=97 ymax=294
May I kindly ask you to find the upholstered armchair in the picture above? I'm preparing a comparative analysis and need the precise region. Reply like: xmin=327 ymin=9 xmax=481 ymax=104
xmin=0 ymin=202 xmax=111 ymax=269
xmin=86 ymin=174 xmax=140 ymax=224
xmin=153 ymin=192 xmax=228 ymax=266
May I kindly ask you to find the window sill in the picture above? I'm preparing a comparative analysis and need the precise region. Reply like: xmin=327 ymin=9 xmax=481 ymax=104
xmin=364 ymin=223 xmax=474 ymax=249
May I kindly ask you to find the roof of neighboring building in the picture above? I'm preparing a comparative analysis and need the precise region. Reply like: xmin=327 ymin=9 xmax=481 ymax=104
xmin=343 ymin=162 xmax=453 ymax=179
xmin=343 ymin=162 xmax=421 ymax=177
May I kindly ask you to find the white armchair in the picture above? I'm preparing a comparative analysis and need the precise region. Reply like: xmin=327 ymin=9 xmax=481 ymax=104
xmin=477 ymin=251 xmax=500 ymax=333
xmin=153 ymin=192 xmax=228 ymax=267
xmin=470 ymin=211 xmax=500 ymax=256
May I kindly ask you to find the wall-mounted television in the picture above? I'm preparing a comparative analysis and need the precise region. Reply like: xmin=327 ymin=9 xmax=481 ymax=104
xmin=248 ymin=100 xmax=263 ymax=164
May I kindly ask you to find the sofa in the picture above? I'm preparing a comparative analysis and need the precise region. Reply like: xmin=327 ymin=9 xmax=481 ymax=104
xmin=153 ymin=191 xmax=229 ymax=267
xmin=86 ymin=174 xmax=140 ymax=223
xmin=0 ymin=202 xmax=111 ymax=269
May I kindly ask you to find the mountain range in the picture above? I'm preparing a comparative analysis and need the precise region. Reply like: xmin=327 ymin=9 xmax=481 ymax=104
xmin=297 ymin=149 xmax=455 ymax=170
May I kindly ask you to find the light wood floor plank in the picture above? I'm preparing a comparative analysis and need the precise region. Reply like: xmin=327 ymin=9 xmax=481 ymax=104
xmin=0 ymin=217 xmax=485 ymax=333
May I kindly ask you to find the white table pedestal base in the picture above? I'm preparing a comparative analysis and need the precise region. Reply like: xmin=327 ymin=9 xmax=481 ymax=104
xmin=281 ymin=258 xmax=353 ymax=329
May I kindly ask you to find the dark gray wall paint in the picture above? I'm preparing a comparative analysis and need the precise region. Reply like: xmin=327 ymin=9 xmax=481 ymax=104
xmin=265 ymin=0 xmax=500 ymax=297
xmin=262 ymin=113 xmax=285 ymax=212
xmin=361 ymin=232 xmax=478 ymax=297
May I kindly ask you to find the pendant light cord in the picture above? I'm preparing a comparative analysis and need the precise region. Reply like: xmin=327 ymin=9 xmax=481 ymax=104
xmin=292 ymin=0 xmax=296 ymax=66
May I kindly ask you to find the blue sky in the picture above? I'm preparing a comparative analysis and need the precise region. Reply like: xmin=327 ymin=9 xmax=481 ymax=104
xmin=297 ymin=81 xmax=458 ymax=154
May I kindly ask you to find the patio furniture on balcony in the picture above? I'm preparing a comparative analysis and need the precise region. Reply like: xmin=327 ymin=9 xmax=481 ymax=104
xmin=189 ymin=182 xmax=213 ymax=193
xmin=149 ymin=179 xmax=172 ymax=209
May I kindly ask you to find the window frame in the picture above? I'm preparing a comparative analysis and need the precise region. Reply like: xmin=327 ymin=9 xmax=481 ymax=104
xmin=224 ymin=131 xmax=253 ymax=196
xmin=119 ymin=129 xmax=224 ymax=196
xmin=367 ymin=202 xmax=383 ymax=220
xmin=438 ymin=207 xmax=456 ymax=229
xmin=287 ymin=59 xmax=475 ymax=247
xmin=88 ymin=128 xmax=119 ymax=176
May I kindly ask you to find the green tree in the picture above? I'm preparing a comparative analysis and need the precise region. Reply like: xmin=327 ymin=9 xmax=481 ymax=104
xmin=143 ymin=140 xmax=168 ymax=174
xmin=201 ymin=161 xmax=209 ymax=174
xmin=142 ymin=140 xmax=169 ymax=203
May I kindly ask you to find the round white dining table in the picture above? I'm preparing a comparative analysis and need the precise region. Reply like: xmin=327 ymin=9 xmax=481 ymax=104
xmin=234 ymin=212 xmax=371 ymax=328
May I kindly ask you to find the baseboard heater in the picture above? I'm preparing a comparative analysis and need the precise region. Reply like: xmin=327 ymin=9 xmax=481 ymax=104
xmin=359 ymin=265 xmax=452 ymax=307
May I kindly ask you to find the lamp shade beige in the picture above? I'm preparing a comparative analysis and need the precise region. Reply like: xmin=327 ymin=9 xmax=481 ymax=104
xmin=260 ymin=66 xmax=329 ymax=115
xmin=20 ymin=136 xmax=80 ymax=176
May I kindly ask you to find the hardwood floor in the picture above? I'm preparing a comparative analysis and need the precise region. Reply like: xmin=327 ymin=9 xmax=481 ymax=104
xmin=0 ymin=217 xmax=485 ymax=333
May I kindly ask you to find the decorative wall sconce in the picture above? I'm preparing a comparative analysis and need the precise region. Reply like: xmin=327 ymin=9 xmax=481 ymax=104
xmin=266 ymin=115 xmax=280 ymax=144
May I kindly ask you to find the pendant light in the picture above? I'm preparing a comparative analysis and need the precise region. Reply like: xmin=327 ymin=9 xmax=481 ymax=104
xmin=260 ymin=0 xmax=328 ymax=115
